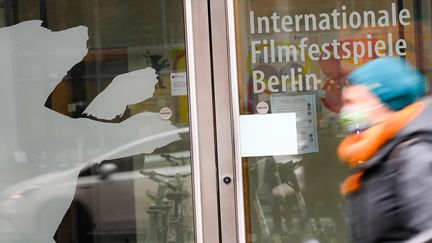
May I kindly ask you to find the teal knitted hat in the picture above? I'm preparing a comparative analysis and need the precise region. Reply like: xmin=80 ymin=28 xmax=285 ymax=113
xmin=348 ymin=57 xmax=426 ymax=111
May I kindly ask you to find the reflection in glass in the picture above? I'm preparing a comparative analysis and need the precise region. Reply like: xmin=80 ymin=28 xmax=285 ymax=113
xmin=0 ymin=1 xmax=194 ymax=243
xmin=235 ymin=0 xmax=432 ymax=242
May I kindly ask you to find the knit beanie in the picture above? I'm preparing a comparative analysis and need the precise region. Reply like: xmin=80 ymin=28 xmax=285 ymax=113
xmin=348 ymin=57 xmax=426 ymax=111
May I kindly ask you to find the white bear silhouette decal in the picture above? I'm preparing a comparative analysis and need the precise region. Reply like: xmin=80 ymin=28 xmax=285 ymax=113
xmin=0 ymin=20 xmax=182 ymax=242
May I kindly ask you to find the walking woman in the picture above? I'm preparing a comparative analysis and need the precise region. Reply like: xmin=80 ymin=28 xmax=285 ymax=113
xmin=338 ymin=57 xmax=432 ymax=243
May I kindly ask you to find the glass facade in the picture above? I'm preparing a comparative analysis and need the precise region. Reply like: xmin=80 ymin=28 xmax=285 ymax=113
xmin=233 ymin=0 xmax=432 ymax=242
xmin=0 ymin=0 xmax=431 ymax=243
xmin=0 ymin=0 xmax=194 ymax=242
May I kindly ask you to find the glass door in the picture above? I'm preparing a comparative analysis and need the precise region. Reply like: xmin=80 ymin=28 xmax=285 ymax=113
xmin=0 ymin=0 xmax=219 ymax=242
xmin=226 ymin=0 xmax=432 ymax=242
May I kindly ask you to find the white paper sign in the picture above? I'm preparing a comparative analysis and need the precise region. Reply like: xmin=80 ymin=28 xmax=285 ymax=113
xmin=239 ymin=113 xmax=297 ymax=157
xmin=270 ymin=94 xmax=319 ymax=154
xmin=170 ymin=72 xmax=187 ymax=96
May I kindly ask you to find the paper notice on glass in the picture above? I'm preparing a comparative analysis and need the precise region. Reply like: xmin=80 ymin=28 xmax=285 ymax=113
xmin=170 ymin=72 xmax=187 ymax=96
xmin=239 ymin=113 xmax=298 ymax=157
xmin=270 ymin=94 xmax=319 ymax=154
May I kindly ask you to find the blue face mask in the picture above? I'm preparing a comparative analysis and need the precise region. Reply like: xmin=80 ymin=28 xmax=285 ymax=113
xmin=339 ymin=105 xmax=382 ymax=134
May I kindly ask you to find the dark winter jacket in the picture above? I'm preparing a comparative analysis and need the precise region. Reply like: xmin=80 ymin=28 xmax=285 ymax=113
xmin=347 ymin=99 xmax=432 ymax=243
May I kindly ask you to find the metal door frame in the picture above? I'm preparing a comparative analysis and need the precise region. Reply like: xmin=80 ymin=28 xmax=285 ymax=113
xmin=207 ymin=0 xmax=246 ymax=242
xmin=183 ymin=0 xmax=221 ymax=242
xmin=184 ymin=0 xmax=245 ymax=242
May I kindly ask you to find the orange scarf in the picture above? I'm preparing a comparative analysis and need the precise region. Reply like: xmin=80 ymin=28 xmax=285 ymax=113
xmin=338 ymin=101 xmax=426 ymax=195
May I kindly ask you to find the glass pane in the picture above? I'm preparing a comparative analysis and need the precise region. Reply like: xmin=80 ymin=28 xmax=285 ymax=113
xmin=0 ymin=1 xmax=194 ymax=243
xmin=234 ymin=0 xmax=432 ymax=242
